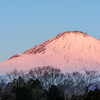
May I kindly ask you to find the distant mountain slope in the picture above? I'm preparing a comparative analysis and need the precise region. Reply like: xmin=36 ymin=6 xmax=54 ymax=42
xmin=0 ymin=31 xmax=100 ymax=74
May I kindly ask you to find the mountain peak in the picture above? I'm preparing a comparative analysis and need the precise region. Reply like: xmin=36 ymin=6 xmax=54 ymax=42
xmin=72 ymin=31 xmax=89 ymax=37
xmin=22 ymin=31 xmax=89 ymax=55
xmin=58 ymin=31 xmax=89 ymax=37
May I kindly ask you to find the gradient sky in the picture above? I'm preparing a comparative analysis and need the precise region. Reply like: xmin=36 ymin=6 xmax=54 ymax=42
xmin=0 ymin=0 xmax=100 ymax=62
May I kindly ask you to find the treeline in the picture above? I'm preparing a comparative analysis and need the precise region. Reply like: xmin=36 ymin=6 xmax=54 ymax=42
xmin=0 ymin=66 xmax=100 ymax=100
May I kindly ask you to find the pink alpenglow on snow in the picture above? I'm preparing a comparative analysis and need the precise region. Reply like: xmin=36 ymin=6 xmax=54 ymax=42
xmin=0 ymin=31 xmax=100 ymax=74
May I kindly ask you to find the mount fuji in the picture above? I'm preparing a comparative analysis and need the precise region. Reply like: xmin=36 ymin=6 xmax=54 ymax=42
xmin=0 ymin=31 xmax=100 ymax=74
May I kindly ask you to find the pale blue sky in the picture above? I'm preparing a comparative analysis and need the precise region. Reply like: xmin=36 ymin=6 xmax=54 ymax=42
xmin=0 ymin=0 xmax=100 ymax=62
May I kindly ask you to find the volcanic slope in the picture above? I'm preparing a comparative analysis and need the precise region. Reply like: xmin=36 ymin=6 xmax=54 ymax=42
xmin=0 ymin=31 xmax=100 ymax=73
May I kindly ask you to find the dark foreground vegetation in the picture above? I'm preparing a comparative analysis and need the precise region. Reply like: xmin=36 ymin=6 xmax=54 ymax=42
xmin=0 ymin=66 xmax=100 ymax=100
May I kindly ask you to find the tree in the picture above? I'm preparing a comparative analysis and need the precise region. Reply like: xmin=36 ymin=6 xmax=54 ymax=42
xmin=26 ymin=79 xmax=46 ymax=100
xmin=46 ymin=85 xmax=63 ymax=100
xmin=28 ymin=66 xmax=65 ymax=89
xmin=12 ymin=76 xmax=32 ymax=100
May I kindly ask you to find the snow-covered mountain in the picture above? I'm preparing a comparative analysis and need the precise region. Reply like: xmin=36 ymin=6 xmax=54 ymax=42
xmin=0 ymin=31 xmax=100 ymax=74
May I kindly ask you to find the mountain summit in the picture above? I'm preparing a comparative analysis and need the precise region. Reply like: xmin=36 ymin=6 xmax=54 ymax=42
xmin=0 ymin=31 xmax=100 ymax=73
xmin=22 ymin=31 xmax=89 ymax=55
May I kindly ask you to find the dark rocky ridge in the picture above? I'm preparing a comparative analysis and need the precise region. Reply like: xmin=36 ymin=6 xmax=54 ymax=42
xmin=9 ymin=54 xmax=21 ymax=60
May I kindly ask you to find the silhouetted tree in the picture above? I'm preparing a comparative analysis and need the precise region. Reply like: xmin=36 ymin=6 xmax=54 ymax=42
xmin=28 ymin=66 xmax=66 ymax=89
xmin=46 ymin=85 xmax=64 ymax=100
xmin=11 ymin=76 xmax=32 ymax=100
